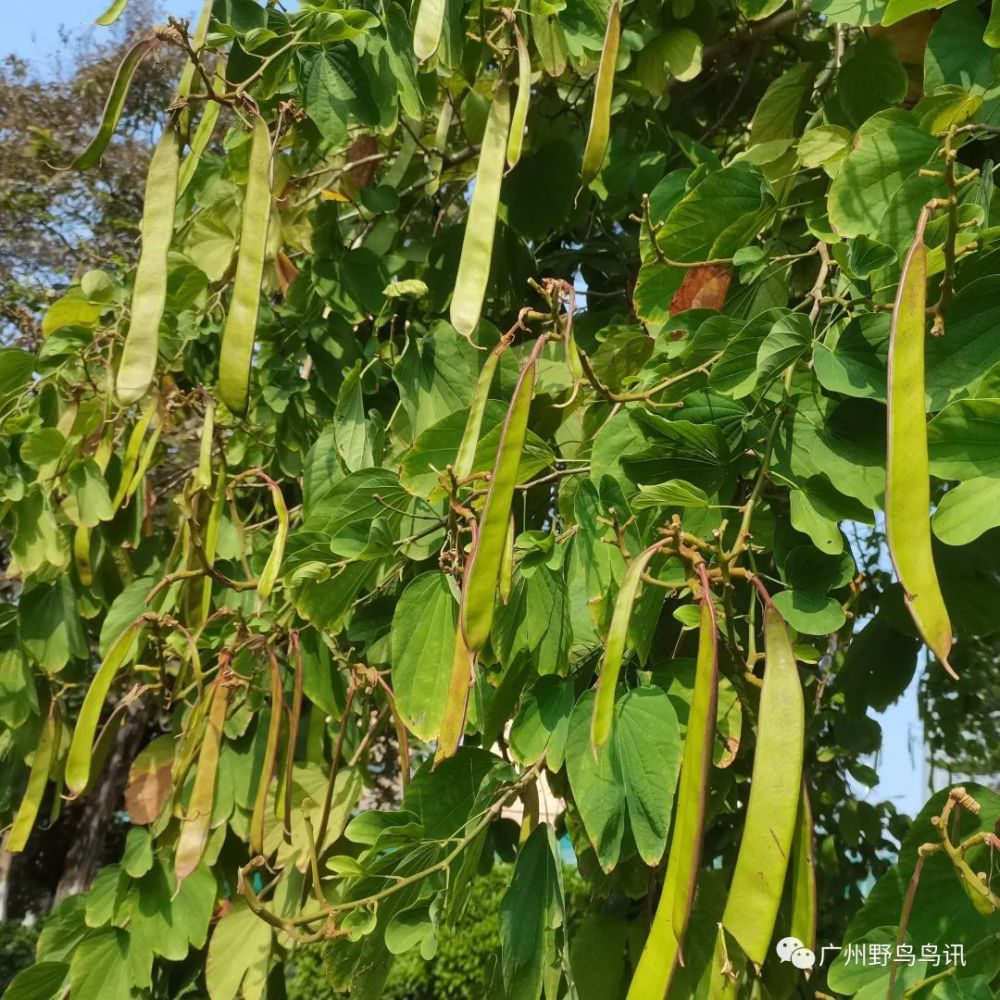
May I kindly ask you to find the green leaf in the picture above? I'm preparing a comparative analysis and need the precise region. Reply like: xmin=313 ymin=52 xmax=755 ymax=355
xmin=835 ymin=35 xmax=907 ymax=127
xmin=933 ymin=475 xmax=1000 ymax=545
xmin=613 ymin=687 xmax=682 ymax=865
xmin=751 ymin=62 xmax=817 ymax=147
xmin=20 ymin=428 xmax=65 ymax=470
xmin=122 ymin=826 xmax=153 ymax=878
xmin=0 ymin=349 xmax=36 ymax=401
xmin=205 ymin=900 xmax=272 ymax=1000
xmin=68 ymin=461 xmax=114 ymax=527
xmin=385 ymin=903 xmax=437 ymax=956
xmin=928 ymin=397 xmax=1000 ymax=480
xmin=19 ymin=579 xmax=87 ymax=672
xmin=771 ymin=589 xmax=847 ymax=634
xmin=390 ymin=572 xmax=458 ymax=741
xmin=813 ymin=313 xmax=889 ymax=402
xmin=499 ymin=824 xmax=562 ymax=1000
xmin=565 ymin=691 xmax=625 ymax=872
xmin=68 ymin=929 xmax=133 ymax=1000
xmin=657 ymin=163 xmax=775 ymax=263
xmin=333 ymin=362 xmax=372 ymax=472
xmin=632 ymin=479 xmax=711 ymax=509
xmin=881 ymin=0 xmax=956 ymax=26
xmin=494 ymin=560 xmax=572 ymax=676
xmin=509 ymin=676 xmax=575 ymax=769
xmin=403 ymin=748 xmax=504 ymax=839
xmin=797 ymin=124 xmax=852 ymax=167
xmin=926 ymin=278 xmax=1000 ymax=408
xmin=827 ymin=111 xmax=937 ymax=238
xmin=756 ymin=311 xmax=812 ymax=384
xmin=1 ymin=962 xmax=68 ymax=1000
xmin=661 ymin=28 xmax=702 ymax=82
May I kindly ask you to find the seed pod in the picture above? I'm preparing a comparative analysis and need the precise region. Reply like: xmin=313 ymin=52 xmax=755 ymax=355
xmin=627 ymin=581 xmax=718 ymax=1000
xmin=506 ymin=24 xmax=532 ymax=169
xmin=116 ymin=127 xmax=180 ymax=405
xmin=434 ymin=621 xmax=476 ymax=765
xmin=65 ymin=622 xmax=142 ymax=796
xmin=178 ymin=92 xmax=222 ymax=196
xmin=96 ymin=0 xmax=130 ymax=26
xmin=74 ymin=526 xmax=93 ymax=586
xmin=721 ymin=605 xmax=804 ymax=966
xmin=886 ymin=217 xmax=955 ymax=677
xmin=257 ymin=480 xmax=288 ymax=600
xmin=580 ymin=2 xmax=620 ymax=189
xmin=6 ymin=709 xmax=59 ymax=852
xmin=73 ymin=38 xmax=160 ymax=170
xmin=217 ymin=118 xmax=273 ymax=417
xmin=414 ymin=0 xmax=447 ymax=62
xmin=112 ymin=398 xmax=158 ymax=510
xmin=454 ymin=342 xmax=504 ymax=480
xmin=176 ymin=674 xmax=230 ymax=882
xmin=590 ymin=541 xmax=662 ymax=751
xmin=499 ymin=515 xmax=515 ymax=604
xmin=449 ymin=85 xmax=510 ymax=341
xmin=789 ymin=782 xmax=817 ymax=954
xmin=282 ymin=643 xmax=303 ymax=840
xmin=250 ymin=653 xmax=283 ymax=855
xmin=460 ymin=335 xmax=544 ymax=652
xmin=425 ymin=100 xmax=452 ymax=197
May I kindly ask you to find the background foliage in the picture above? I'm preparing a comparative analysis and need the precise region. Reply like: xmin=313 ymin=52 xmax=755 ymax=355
xmin=2 ymin=0 xmax=1000 ymax=998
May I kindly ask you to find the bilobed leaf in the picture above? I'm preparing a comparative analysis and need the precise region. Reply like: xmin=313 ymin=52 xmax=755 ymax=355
xmin=205 ymin=900 xmax=272 ymax=1000
xmin=1 ymin=962 xmax=68 ymax=1000
xmin=933 ymin=475 xmax=1000 ymax=545
xmin=499 ymin=824 xmax=562 ymax=1000
xmin=632 ymin=479 xmax=711 ymax=509
xmin=565 ymin=691 xmax=625 ymax=872
xmin=657 ymin=163 xmax=775 ymax=263
xmin=390 ymin=572 xmax=458 ymax=741
xmin=509 ymin=676 xmax=575 ymax=770
xmin=613 ymin=687 xmax=682 ymax=865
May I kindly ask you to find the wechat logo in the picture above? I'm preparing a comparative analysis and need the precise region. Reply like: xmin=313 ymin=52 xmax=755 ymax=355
xmin=776 ymin=936 xmax=816 ymax=972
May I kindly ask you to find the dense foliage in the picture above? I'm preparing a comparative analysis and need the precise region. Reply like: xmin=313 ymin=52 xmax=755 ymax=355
xmin=2 ymin=0 xmax=1000 ymax=997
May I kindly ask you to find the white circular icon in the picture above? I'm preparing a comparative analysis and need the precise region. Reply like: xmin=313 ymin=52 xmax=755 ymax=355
xmin=775 ymin=936 xmax=816 ymax=972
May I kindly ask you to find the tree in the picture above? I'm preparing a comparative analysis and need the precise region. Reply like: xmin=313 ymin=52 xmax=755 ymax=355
xmin=1 ymin=0 xmax=999 ymax=998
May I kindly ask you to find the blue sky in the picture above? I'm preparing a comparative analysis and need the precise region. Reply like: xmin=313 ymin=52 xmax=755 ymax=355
xmin=5 ymin=1 xmax=201 ymax=61
xmin=5 ymin=0 xmax=933 ymax=824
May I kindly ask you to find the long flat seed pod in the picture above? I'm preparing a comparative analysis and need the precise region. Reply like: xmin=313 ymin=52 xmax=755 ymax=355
xmin=789 ymin=782 xmax=817 ymax=954
xmin=282 ymin=643 xmax=304 ymax=840
xmin=96 ymin=0 xmax=130 ymax=26
xmin=627 ymin=578 xmax=718 ymax=1000
xmin=175 ymin=0 xmax=213 ymax=101
xmin=590 ymin=541 xmax=662 ymax=751
xmin=111 ymin=398 xmax=157 ymax=509
xmin=499 ymin=514 xmax=515 ymax=604
xmin=176 ymin=675 xmax=230 ymax=882
xmin=449 ymin=85 xmax=510 ymax=341
xmin=580 ymin=3 xmax=620 ymax=189
xmin=73 ymin=37 xmax=160 ymax=169
xmin=217 ymin=118 xmax=273 ymax=417
xmin=721 ymin=605 xmax=804 ymax=967
xmin=454 ymin=342 xmax=504 ymax=480
xmin=425 ymin=100 xmax=453 ymax=197
xmin=434 ymin=620 xmax=477 ymax=764
xmin=413 ymin=0 xmax=447 ymax=62
xmin=257 ymin=479 xmax=288 ymax=599
xmin=65 ymin=622 xmax=142 ymax=795
xmin=250 ymin=653 xmax=283 ymax=854
xmin=178 ymin=90 xmax=222 ymax=196
xmin=460 ymin=335 xmax=544 ymax=652
xmin=506 ymin=24 xmax=532 ymax=169
xmin=886 ymin=211 xmax=955 ymax=677
xmin=6 ymin=709 xmax=59 ymax=852
xmin=116 ymin=128 xmax=180 ymax=404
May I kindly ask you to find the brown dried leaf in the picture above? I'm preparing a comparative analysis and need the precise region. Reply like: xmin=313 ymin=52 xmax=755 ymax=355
xmin=125 ymin=734 xmax=173 ymax=825
xmin=275 ymin=251 xmax=300 ymax=297
xmin=347 ymin=135 xmax=379 ymax=188
xmin=669 ymin=264 xmax=733 ymax=316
